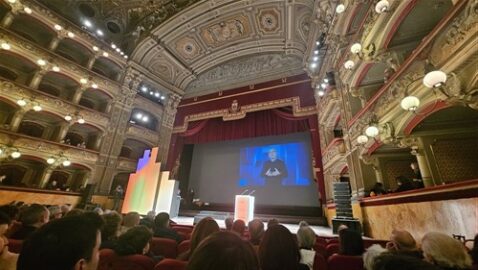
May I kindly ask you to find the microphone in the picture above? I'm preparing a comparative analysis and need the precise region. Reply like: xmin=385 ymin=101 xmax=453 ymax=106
xmin=248 ymin=190 xmax=256 ymax=196
xmin=240 ymin=189 xmax=249 ymax=195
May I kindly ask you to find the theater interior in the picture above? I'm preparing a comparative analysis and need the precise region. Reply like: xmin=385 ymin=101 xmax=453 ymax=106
xmin=0 ymin=0 xmax=476 ymax=270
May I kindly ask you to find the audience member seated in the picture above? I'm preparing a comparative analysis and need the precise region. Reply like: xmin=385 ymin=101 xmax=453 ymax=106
xmin=364 ymin=244 xmax=387 ymax=270
xmin=248 ymin=219 xmax=264 ymax=246
xmin=60 ymin=204 xmax=71 ymax=216
xmin=112 ymin=225 xmax=161 ymax=263
xmin=224 ymin=217 xmax=234 ymax=231
xmin=373 ymin=254 xmax=440 ymax=270
xmin=259 ymin=224 xmax=308 ymax=270
xmin=17 ymin=212 xmax=104 ymax=270
xmin=139 ymin=210 xmax=156 ymax=229
xmin=100 ymin=212 xmax=122 ymax=249
xmin=0 ymin=234 xmax=19 ymax=270
xmin=120 ymin=211 xmax=141 ymax=235
xmin=153 ymin=212 xmax=182 ymax=243
xmin=178 ymin=217 xmax=220 ymax=261
xmin=297 ymin=224 xmax=317 ymax=270
xmin=267 ymin=218 xmax=279 ymax=228
xmin=339 ymin=228 xmax=364 ymax=256
xmin=187 ymin=231 xmax=259 ymax=270
xmin=385 ymin=229 xmax=422 ymax=258
xmin=232 ymin=219 xmax=246 ymax=237
xmin=10 ymin=204 xmax=49 ymax=240
xmin=64 ymin=208 xmax=85 ymax=217
xmin=370 ymin=182 xmax=387 ymax=196
xmin=421 ymin=232 xmax=472 ymax=270
xmin=48 ymin=205 xmax=62 ymax=220
xmin=394 ymin=176 xmax=415 ymax=193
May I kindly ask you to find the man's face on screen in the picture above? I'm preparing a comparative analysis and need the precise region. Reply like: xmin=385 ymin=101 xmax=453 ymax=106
xmin=268 ymin=150 xmax=277 ymax=161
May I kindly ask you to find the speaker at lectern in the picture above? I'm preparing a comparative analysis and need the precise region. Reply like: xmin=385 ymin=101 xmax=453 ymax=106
xmin=234 ymin=193 xmax=255 ymax=223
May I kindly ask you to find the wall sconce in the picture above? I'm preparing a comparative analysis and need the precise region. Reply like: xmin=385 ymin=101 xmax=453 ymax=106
xmin=400 ymin=96 xmax=420 ymax=112
xmin=365 ymin=124 xmax=380 ymax=137
xmin=64 ymin=113 xmax=85 ymax=124
xmin=375 ymin=0 xmax=390 ymax=14
xmin=344 ymin=60 xmax=355 ymax=70
xmin=356 ymin=135 xmax=369 ymax=145
xmin=336 ymin=3 xmax=346 ymax=14
xmin=46 ymin=153 xmax=71 ymax=168
xmin=0 ymin=145 xmax=21 ymax=160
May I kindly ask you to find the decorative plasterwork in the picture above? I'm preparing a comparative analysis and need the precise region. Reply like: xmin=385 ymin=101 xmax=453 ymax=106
xmin=173 ymin=97 xmax=316 ymax=134
xmin=256 ymin=8 xmax=282 ymax=34
xmin=200 ymin=14 xmax=252 ymax=48
xmin=125 ymin=125 xmax=160 ymax=146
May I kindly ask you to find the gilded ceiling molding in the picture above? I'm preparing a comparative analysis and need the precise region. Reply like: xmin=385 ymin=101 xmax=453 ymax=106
xmin=173 ymin=97 xmax=317 ymax=134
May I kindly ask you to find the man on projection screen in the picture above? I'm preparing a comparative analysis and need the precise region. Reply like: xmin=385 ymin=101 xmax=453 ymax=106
xmin=261 ymin=148 xmax=288 ymax=187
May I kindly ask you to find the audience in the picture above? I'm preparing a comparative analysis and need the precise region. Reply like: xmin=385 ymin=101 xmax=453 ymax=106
xmin=139 ymin=210 xmax=156 ymax=229
xmin=373 ymin=254 xmax=441 ymax=270
xmin=60 ymin=204 xmax=71 ymax=216
xmin=421 ymin=232 xmax=472 ymax=270
xmin=296 ymin=225 xmax=317 ymax=270
xmin=178 ymin=217 xmax=220 ymax=260
xmin=267 ymin=218 xmax=279 ymax=228
xmin=119 ymin=211 xmax=141 ymax=234
xmin=471 ymin=234 xmax=478 ymax=265
xmin=364 ymin=244 xmax=387 ymax=270
xmin=394 ymin=176 xmax=415 ymax=193
xmin=17 ymin=212 xmax=104 ymax=270
xmin=112 ymin=225 xmax=160 ymax=262
xmin=232 ymin=219 xmax=246 ymax=237
xmin=48 ymin=205 xmax=62 ymax=220
xmin=385 ymin=229 xmax=422 ymax=258
xmin=153 ymin=212 xmax=182 ymax=242
xmin=248 ymin=219 xmax=265 ymax=246
xmin=100 ymin=211 xmax=122 ymax=249
xmin=338 ymin=228 xmax=364 ymax=256
xmin=259 ymin=224 xmax=308 ymax=270
xmin=224 ymin=217 xmax=234 ymax=230
xmin=64 ymin=208 xmax=85 ymax=217
xmin=370 ymin=182 xmax=387 ymax=196
xmin=187 ymin=231 xmax=259 ymax=270
xmin=10 ymin=204 xmax=49 ymax=240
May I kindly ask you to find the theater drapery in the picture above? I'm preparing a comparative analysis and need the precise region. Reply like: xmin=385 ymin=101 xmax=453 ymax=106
xmin=167 ymin=108 xmax=326 ymax=205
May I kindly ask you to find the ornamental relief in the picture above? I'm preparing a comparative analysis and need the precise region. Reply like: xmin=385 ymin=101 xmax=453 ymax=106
xmin=200 ymin=15 xmax=252 ymax=48
xmin=126 ymin=125 xmax=160 ymax=145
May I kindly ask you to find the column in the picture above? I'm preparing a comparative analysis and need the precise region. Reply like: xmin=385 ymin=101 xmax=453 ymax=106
xmin=48 ymin=37 xmax=61 ymax=51
xmin=105 ymin=101 xmax=113 ymax=114
xmin=72 ymin=86 xmax=87 ymax=104
xmin=373 ymin=166 xmax=383 ymax=183
xmin=39 ymin=168 xmax=54 ymax=188
xmin=9 ymin=110 xmax=26 ymax=132
xmin=92 ymin=133 xmax=104 ymax=151
xmin=157 ymin=93 xmax=182 ymax=165
xmin=414 ymin=149 xmax=434 ymax=187
xmin=1 ymin=12 xmax=15 ymax=28
xmin=29 ymin=69 xmax=47 ymax=89
xmin=87 ymin=56 xmax=97 ymax=70
xmin=56 ymin=122 xmax=73 ymax=142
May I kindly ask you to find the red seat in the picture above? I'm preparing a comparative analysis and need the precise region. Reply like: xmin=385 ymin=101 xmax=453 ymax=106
xmin=313 ymin=253 xmax=327 ymax=270
xmin=327 ymin=254 xmax=364 ymax=270
xmin=98 ymin=249 xmax=155 ymax=270
xmin=177 ymin=231 xmax=191 ymax=241
xmin=7 ymin=239 xmax=23 ymax=253
xmin=177 ymin=240 xmax=191 ymax=255
xmin=313 ymin=243 xmax=327 ymax=259
xmin=154 ymin=259 xmax=187 ymax=270
xmin=150 ymin=238 xmax=178 ymax=258
xmin=326 ymin=243 xmax=340 ymax=257
xmin=171 ymin=226 xmax=193 ymax=235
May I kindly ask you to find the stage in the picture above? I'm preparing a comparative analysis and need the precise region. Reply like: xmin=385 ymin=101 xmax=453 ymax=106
xmin=171 ymin=215 xmax=334 ymax=236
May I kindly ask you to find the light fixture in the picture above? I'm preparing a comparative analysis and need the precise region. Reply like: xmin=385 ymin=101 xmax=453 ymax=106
xmin=336 ymin=4 xmax=346 ymax=14
xmin=37 ymin=59 xmax=47 ymax=66
xmin=124 ymin=55 xmax=128 ymax=59
xmin=115 ymin=48 xmax=120 ymax=52
xmin=350 ymin=43 xmax=362 ymax=54
xmin=141 ymin=86 xmax=148 ymax=92
xmin=400 ymin=96 xmax=420 ymax=112
xmin=92 ymin=46 xmax=99 ymax=51
xmin=313 ymin=50 xmax=319 ymax=55
xmin=313 ymin=56 xmax=319 ymax=61
xmin=32 ymin=105 xmax=42 ymax=111
xmin=1 ymin=42 xmax=11 ymax=50
xmin=315 ymin=41 xmax=320 ymax=46
xmin=318 ymin=90 xmax=325 ymax=97
xmin=64 ymin=114 xmax=72 ymax=121
xmin=96 ymin=29 xmax=104 ymax=36
xmin=102 ymin=52 xmax=109 ymax=57
xmin=111 ymin=44 xmax=116 ymax=49
xmin=375 ymin=0 xmax=390 ymax=13
xmin=54 ymin=24 xmax=63 ymax=31
xmin=67 ymin=32 xmax=75 ymax=38
xmin=80 ymin=78 xmax=88 ymax=84
xmin=357 ymin=135 xmax=369 ymax=145
xmin=324 ymin=78 xmax=329 ymax=83
xmin=321 ymin=83 xmax=327 ymax=88
xmin=344 ymin=60 xmax=355 ymax=70
xmin=423 ymin=70 xmax=447 ymax=88
xmin=154 ymin=92 xmax=160 ymax=97
xmin=7 ymin=0 xmax=16 ymax=4
xmin=10 ymin=151 xmax=21 ymax=159
xmin=142 ymin=116 xmax=149 ymax=122
xmin=365 ymin=125 xmax=379 ymax=137
xmin=52 ymin=66 xmax=60 ymax=72
xmin=23 ymin=7 xmax=32 ymax=14
xmin=310 ymin=63 xmax=317 ymax=69
xmin=135 ymin=113 xmax=143 ymax=119
xmin=47 ymin=157 xmax=56 ymax=164
xmin=17 ymin=99 xmax=27 ymax=106
xmin=77 ymin=117 xmax=85 ymax=124
xmin=91 ymin=83 xmax=98 ymax=89
xmin=120 ymin=51 xmax=124 ymax=55
xmin=83 ymin=20 xmax=92 ymax=28
xmin=62 ymin=160 xmax=71 ymax=167
xmin=160 ymin=96 xmax=165 ymax=100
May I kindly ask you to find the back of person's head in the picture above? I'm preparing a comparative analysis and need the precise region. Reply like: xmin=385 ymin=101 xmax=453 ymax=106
xmin=0 ymin=211 xmax=11 ymax=236
xmin=389 ymin=229 xmax=417 ymax=251
xmin=0 ymin=204 xmax=20 ymax=221
xmin=421 ymin=232 xmax=472 ymax=269
xmin=17 ymin=212 xmax=104 ymax=270
xmin=60 ymin=204 xmax=71 ymax=215
xmin=259 ymin=224 xmax=301 ymax=270
xmin=363 ymin=244 xmax=387 ymax=270
xmin=123 ymin=211 xmax=141 ymax=227
xmin=101 ymin=211 xmax=122 ymax=242
xmin=298 ymin=221 xmax=309 ymax=228
xmin=339 ymin=228 xmax=364 ymax=256
xmin=190 ymin=217 xmax=220 ymax=254
xmin=267 ymin=218 xmax=279 ymax=228
xmin=187 ymin=231 xmax=259 ymax=270
xmin=19 ymin=204 xmax=49 ymax=226
xmin=373 ymin=254 xmax=441 ymax=270
xmin=248 ymin=219 xmax=264 ymax=243
xmin=154 ymin=212 xmax=170 ymax=228
xmin=48 ymin=205 xmax=62 ymax=220
xmin=297 ymin=225 xmax=316 ymax=249
xmin=232 ymin=219 xmax=246 ymax=236
xmin=225 ymin=217 xmax=234 ymax=230
xmin=471 ymin=234 xmax=478 ymax=264
xmin=64 ymin=208 xmax=84 ymax=217
xmin=115 ymin=225 xmax=153 ymax=256
xmin=146 ymin=210 xmax=156 ymax=220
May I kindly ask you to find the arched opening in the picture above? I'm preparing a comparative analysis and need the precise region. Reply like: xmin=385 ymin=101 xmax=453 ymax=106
xmin=0 ymin=156 xmax=47 ymax=188
xmin=79 ymin=88 xmax=112 ymax=113
xmin=110 ymin=172 xmax=131 ymax=195
xmin=0 ymin=51 xmax=38 ymax=85
xmin=9 ymin=14 xmax=55 ymax=48
xmin=91 ymin=57 xmax=122 ymax=81
xmin=120 ymin=139 xmax=152 ymax=160
xmin=46 ymin=164 xmax=91 ymax=192
xmin=18 ymin=121 xmax=45 ymax=138
xmin=119 ymin=146 xmax=132 ymax=159
xmin=18 ymin=111 xmax=65 ymax=141
xmin=0 ymin=98 xmax=18 ymax=126
xmin=47 ymin=171 xmax=70 ymax=190
xmin=129 ymin=109 xmax=158 ymax=131
xmin=38 ymin=71 xmax=79 ymax=101
xmin=66 ymin=123 xmax=103 ymax=150
xmin=0 ymin=2 xmax=9 ymax=22
xmin=55 ymin=38 xmax=93 ymax=67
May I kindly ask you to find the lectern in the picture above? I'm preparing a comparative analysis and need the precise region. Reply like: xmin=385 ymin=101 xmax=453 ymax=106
xmin=234 ymin=195 xmax=255 ymax=223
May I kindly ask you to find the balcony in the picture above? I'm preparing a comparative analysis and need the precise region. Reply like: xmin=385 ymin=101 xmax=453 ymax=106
xmin=126 ymin=124 xmax=160 ymax=146
xmin=322 ymin=138 xmax=346 ymax=169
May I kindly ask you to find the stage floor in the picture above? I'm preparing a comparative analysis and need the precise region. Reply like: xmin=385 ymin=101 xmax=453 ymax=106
xmin=172 ymin=216 xmax=334 ymax=236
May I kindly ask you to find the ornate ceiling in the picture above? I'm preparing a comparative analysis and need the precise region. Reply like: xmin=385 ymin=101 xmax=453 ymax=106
xmin=35 ymin=0 xmax=317 ymax=97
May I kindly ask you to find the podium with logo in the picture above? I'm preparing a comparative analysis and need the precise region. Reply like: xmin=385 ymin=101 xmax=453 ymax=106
xmin=234 ymin=195 xmax=255 ymax=223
